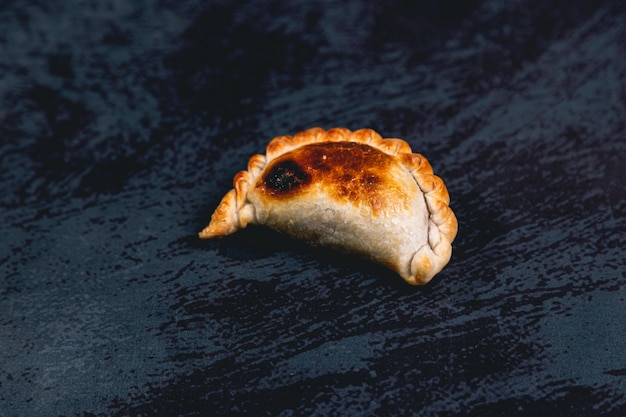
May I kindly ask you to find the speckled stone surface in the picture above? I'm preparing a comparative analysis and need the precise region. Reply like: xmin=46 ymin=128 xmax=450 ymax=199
xmin=1 ymin=1 xmax=625 ymax=416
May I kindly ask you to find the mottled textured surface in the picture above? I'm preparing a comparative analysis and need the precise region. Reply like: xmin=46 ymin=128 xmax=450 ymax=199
xmin=1 ymin=1 xmax=625 ymax=416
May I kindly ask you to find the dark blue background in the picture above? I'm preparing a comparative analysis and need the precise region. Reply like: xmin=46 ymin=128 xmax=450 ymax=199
xmin=1 ymin=1 xmax=625 ymax=416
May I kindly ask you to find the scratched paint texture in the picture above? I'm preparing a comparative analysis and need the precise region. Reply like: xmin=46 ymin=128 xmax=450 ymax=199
xmin=1 ymin=1 xmax=625 ymax=416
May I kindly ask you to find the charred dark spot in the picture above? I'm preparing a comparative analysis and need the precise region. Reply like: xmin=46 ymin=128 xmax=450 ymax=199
xmin=263 ymin=159 xmax=311 ymax=194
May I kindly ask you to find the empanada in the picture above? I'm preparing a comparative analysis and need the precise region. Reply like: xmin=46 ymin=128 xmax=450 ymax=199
xmin=199 ymin=127 xmax=457 ymax=285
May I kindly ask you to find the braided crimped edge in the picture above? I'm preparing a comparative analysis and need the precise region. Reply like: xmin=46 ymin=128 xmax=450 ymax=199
xmin=199 ymin=127 xmax=458 ymax=284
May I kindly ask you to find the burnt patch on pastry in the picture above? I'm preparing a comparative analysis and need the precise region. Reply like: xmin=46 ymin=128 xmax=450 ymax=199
xmin=262 ymin=159 xmax=312 ymax=195
xmin=258 ymin=141 xmax=411 ymax=214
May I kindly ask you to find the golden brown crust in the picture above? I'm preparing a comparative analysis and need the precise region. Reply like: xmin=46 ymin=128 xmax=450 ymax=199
xmin=256 ymin=141 xmax=412 ymax=216
xmin=199 ymin=127 xmax=458 ymax=285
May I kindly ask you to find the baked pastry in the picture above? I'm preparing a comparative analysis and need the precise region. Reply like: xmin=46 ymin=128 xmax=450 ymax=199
xmin=199 ymin=127 xmax=457 ymax=285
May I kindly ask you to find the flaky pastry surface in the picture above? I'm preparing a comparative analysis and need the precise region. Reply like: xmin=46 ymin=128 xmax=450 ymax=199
xmin=199 ymin=127 xmax=457 ymax=285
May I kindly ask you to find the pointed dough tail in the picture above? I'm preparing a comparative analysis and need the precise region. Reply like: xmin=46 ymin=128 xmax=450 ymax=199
xmin=199 ymin=189 xmax=240 ymax=239
xmin=199 ymin=168 xmax=259 ymax=239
